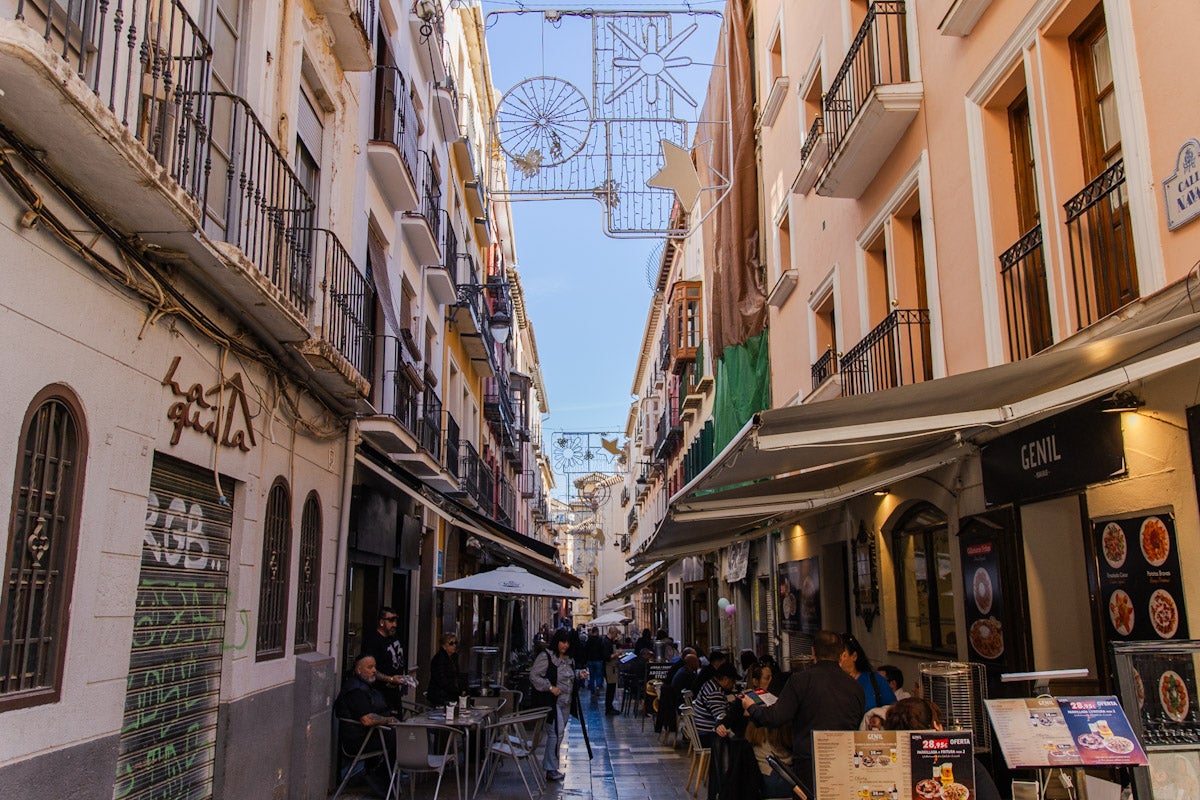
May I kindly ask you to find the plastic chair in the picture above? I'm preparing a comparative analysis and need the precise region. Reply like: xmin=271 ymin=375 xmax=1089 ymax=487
xmin=476 ymin=708 xmax=548 ymax=799
xmin=331 ymin=719 xmax=391 ymax=800
xmin=387 ymin=722 xmax=463 ymax=800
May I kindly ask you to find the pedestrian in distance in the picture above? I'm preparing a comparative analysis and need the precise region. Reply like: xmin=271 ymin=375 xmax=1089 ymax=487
xmin=604 ymin=626 xmax=623 ymax=714
xmin=585 ymin=625 xmax=606 ymax=693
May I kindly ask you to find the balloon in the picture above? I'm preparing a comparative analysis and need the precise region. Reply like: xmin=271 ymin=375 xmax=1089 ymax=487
xmin=717 ymin=597 xmax=729 ymax=610
xmin=725 ymin=604 xmax=737 ymax=616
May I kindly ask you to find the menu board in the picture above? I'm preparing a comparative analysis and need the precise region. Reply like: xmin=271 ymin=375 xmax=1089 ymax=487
xmin=778 ymin=557 xmax=821 ymax=634
xmin=813 ymin=730 xmax=975 ymax=800
xmin=1094 ymin=511 xmax=1188 ymax=641
xmin=960 ymin=537 xmax=1007 ymax=666
xmin=987 ymin=696 xmax=1148 ymax=768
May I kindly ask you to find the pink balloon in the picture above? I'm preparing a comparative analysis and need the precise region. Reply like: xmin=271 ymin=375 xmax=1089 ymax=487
xmin=725 ymin=604 xmax=737 ymax=616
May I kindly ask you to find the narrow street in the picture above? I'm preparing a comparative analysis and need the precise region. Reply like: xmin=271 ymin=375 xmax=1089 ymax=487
xmin=335 ymin=686 xmax=696 ymax=800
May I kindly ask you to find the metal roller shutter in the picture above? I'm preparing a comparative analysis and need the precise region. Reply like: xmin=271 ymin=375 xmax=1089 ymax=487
xmin=113 ymin=453 xmax=234 ymax=800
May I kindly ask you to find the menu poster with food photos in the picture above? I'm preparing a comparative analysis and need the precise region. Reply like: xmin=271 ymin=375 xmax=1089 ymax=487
xmin=959 ymin=535 xmax=1008 ymax=667
xmin=1057 ymin=696 xmax=1149 ymax=766
xmin=1127 ymin=650 xmax=1199 ymax=746
xmin=908 ymin=732 xmax=977 ymax=800
xmin=814 ymin=731 xmax=977 ymax=800
xmin=1095 ymin=512 xmax=1188 ymax=642
xmin=778 ymin=557 xmax=821 ymax=634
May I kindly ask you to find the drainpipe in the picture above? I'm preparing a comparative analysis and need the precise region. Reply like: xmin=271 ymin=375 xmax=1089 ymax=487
xmin=329 ymin=419 xmax=358 ymax=676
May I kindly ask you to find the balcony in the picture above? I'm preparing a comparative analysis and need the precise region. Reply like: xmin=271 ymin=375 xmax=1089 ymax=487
xmin=457 ymin=440 xmax=482 ymax=504
xmin=1000 ymin=224 xmax=1053 ymax=361
xmin=654 ymin=409 xmax=683 ymax=462
xmin=791 ymin=117 xmax=829 ymax=196
xmin=424 ymin=212 xmax=458 ymax=306
xmin=811 ymin=346 xmax=838 ymax=391
xmin=519 ymin=469 xmax=537 ymax=499
xmin=497 ymin=477 xmax=515 ymax=526
xmin=477 ymin=457 xmax=495 ymax=517
xmin=359 ymin=336 xmax=420 ymax=452
xmin=839 ymin=309 xmax=932 ymax=397
xmin=816 ymin=2 xmax=922 ymax=198
xmin=400 ymin=150 xmax=443 ymax=264
xmin=627 ymin=509 xmax=639 ymax=535
xmin=485 ymin=376 xmax=519 ymax=452
xmin=1065 ymin=160 xmax=1138 ymax=329
xmin=369 ymin=65 xmax=420 ymax=211
xmin=418 ymin=385 xmax=443 ymax=462
xmin=444 ymin=412 xmax=461 ymax=481
xmin=311 ymin=0 xmax=375 ymax=71
xmin=295 ymin=229 xmax=373 ymax=401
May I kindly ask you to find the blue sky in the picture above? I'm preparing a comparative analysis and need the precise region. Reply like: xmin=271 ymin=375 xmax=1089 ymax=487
xmin=481 ymin=2 xmax=722 ymax=454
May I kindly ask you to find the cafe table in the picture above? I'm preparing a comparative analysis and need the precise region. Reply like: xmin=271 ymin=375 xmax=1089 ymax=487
xmin=405 ymin=705 xmax=493 ymax=796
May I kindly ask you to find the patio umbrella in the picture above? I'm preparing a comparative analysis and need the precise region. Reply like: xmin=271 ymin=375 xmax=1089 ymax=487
xmin=589 ymin=610 xmax=633 ymax=627
xmin=436 ymin=566 xmax=584 ymax=690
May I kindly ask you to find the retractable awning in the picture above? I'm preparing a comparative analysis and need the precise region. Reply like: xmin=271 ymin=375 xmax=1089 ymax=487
xmin=635 ymin=311 xmax=1200 ymax=562
xmin=603 ymin=559 xmax=672 ymax=602
xmin=356 ymin=449 xmax=581 ymax=587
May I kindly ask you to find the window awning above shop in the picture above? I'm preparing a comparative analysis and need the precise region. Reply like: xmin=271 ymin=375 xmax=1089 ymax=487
xmin=603 ymin=559 xmax=672 ymax=603
xmin=355 ymin=450 xmax=580 ymax=587
xmin=635 ymin=311 xmax=1200 ymax=562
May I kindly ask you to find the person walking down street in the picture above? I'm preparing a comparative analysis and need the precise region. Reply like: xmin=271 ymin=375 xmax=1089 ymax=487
xmin=361 ymin=606 xmax=409 ymax=712
xmin=334 ymin=654 xmax=399 ymax=797
xmin=843 ymin=633 xmax=897 ymax=711
xmin=604 ymin=626 xmax=622 ymax=715
xmin=427 ymin=632 xmax=465 ymax=706
xmin=741 ymin=630 xmax=865 ymax=798
xmin=585 ymin=626 xmax=606 ymax=694
xmin=530 ymin=630 xmax=584 ymax=782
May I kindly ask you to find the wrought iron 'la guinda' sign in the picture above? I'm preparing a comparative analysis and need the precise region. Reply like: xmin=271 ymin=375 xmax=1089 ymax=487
xmin=161 ymin=356 xmax=258 ymax=451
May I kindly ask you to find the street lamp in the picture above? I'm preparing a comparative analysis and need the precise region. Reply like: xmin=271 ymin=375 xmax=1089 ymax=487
xmin=456 ymin=279 xmax=512 ymax=345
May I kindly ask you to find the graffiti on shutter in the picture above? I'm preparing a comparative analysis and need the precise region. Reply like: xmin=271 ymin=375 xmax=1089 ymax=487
xmin=114 ymin=453 xmax=234 ymax=800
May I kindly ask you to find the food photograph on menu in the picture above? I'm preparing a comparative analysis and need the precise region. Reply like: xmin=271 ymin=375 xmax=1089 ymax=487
xmin=959 ymin=536 xmax=1007 ymax=665
xmin=1127 ymin=650 xmax=1199 ymax=744
xmin=908 ymin=732 xmax=976 ymax=800
xmin=778 ymin=557 xmax=820 ymax=634
xmin=1093 ymin=512 xmax=1188 ymax=642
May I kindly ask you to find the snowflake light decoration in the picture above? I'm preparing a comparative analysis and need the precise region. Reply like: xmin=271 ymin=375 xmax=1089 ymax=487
xmin=605 ymin=21 xmax=698 ymax=107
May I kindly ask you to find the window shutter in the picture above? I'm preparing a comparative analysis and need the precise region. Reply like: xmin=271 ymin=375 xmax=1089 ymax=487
xmin=297 ymin=88 xmax=324 ymax=159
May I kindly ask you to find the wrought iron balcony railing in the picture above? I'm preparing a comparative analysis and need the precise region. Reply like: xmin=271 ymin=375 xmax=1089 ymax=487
xmin=301 ymin=229 xmax=374 ymax=377
xmin=375 ymin=335 xmax=419 ymax=433
xmin=372 ymin=64 xmax=420 ymax=178
xmin=497 ymin=476 xmax=515 ymax=525
xmin=459 ymin=440 xmax=481 ymax=500
xmin=811 ymin=346 xmax=838 ymax=390
xmin=839 ymin=308 xmax=931 ymax=397
xmin=15 ymin=0 xmax=214 ymax=203
xmin=444 ymin=411 xmax=460 ymax=479
xmin=477 ymin=456 xmax=495 ymax=515
xmin=800 ymin=116 xmax=825 ymax=168
xmin=202 ymin=92 xmax=317 ymax=316
xmin=418 ymin=385 xmax=442 ymax=460
xmin=1000 ymin=224 xmax=1053 ymax=361
xmin=412 ymin=149 xmax=443 ymax=243
xmin=823 ymin=2 xmax=909 ymax=157
xmin=1065 ymin=159 xmax=1138 ymax=328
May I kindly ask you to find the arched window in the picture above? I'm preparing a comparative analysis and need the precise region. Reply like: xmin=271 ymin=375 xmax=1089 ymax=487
xmin=1 ymin=387 xmax=87 ymax=709
xmin=256 ymin=479 xmax=291 ymax=661
xmin=891 ymin=503 xmax=956 ymax=655
xmin=294 ymin=491 xmax=322 ymax=653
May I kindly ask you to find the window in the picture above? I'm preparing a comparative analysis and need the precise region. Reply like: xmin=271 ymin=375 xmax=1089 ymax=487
xmin=892 ymin=503 xmax=955 ymax=655
xmin=256 ymin=479 xmax=292 ymax=660
xmin=776 ymin=209 xmax=793 ymax=282
xmin=293 ymin=492 xmax=322 ymax=653
xmin=1 ymin=388 xmax=86 ymax=710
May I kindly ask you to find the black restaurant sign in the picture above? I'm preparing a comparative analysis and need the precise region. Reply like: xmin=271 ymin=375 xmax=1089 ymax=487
xmin=981 ymin=404 xmax=1125 ymax=506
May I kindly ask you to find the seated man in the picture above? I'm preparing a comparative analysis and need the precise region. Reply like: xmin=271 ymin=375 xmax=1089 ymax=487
xmin=334 ymin=654 xmax=398 ymax=797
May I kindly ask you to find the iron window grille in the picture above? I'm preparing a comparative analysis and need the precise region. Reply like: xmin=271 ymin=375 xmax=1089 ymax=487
xmin=294 ymin=492 xmax=322 ymax=654
xmin=256 ymin=479 xmax=292 ymax=661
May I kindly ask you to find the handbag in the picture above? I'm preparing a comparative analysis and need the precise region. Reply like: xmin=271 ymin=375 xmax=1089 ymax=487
xmin=529 ymin=651 xmax=559 ymax=709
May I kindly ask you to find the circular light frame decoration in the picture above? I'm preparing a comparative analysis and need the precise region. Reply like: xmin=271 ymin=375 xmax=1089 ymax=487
xmin=496 ymin=77 xmax=592 ymax=169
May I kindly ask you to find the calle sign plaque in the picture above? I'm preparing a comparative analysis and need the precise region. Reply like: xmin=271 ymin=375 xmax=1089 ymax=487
xmin=1163 ymin=138 xmax=1200 ymax=231
xmin=981 ymin=404 xmax=1125 ymax=506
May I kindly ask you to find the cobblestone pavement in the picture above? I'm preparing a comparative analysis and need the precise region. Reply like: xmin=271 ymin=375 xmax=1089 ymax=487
xmin=332 ymin=685 xmax=697 ymax=800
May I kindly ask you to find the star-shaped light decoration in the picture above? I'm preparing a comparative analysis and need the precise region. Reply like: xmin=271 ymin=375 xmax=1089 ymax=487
xmin=647 ymin=139 xmax=702 ymax=211
xmin=605 ymin=21 xmax=698 ymax=107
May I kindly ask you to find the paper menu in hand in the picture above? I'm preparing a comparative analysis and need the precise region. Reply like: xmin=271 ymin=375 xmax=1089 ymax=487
xmin=745 ymin=690 xmax=778 ymax=706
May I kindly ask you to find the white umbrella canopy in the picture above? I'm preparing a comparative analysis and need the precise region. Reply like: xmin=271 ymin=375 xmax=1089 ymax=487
xmin=436 ymin=565 xmax=585 ymax=599
xmin=589 ymin=610 xmax=633 ymax=627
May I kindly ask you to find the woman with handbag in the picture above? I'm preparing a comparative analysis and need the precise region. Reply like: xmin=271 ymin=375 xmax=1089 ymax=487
xmin=530 ymin=629 xmax=584 ymax=782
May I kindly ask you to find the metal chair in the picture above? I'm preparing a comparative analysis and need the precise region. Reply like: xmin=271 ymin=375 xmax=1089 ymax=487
xmin=331 ymin=719 xmax=391 ymax=800
xmin=498 ymin=687 xmax=522 ymax=712
xmin=399 ymin=697 xmax=430 ymax=720
xmin=387 ymin=722 xmax=463 ymax=800
xmin=468 ymin=695 xmax=507 ymax=716
xmin=475 ymin=708 xmax=548 ymax=799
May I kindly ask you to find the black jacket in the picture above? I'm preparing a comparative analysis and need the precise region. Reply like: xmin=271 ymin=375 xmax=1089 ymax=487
xmin=746 ymin=660 xmax=865 ymax=794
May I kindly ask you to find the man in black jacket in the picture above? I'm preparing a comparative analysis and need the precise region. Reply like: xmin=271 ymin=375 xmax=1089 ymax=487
xmin=741 ymin=630 xmax=864 ymax=798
